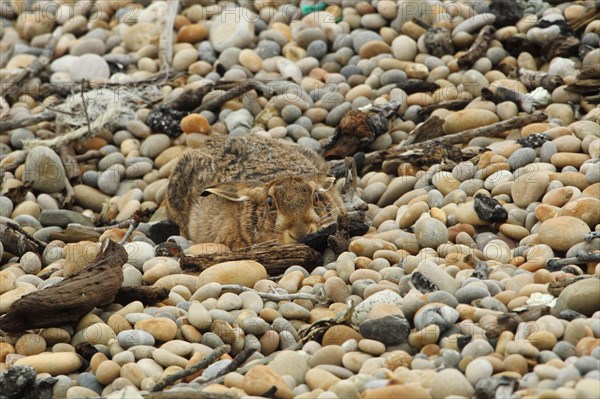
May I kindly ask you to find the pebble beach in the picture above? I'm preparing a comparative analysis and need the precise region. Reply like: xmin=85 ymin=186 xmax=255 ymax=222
xmin=1 ymin=0 xmax=600 ymax=398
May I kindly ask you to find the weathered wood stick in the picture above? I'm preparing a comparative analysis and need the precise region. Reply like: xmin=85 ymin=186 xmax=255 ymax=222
xmin=458 ymin=25 xmax=495 ymax=68
xmin=150 ymin=345 xmax=231 ymax=392
xmin=179 ymin=243 xmax=323 ymax=275
xmin=417 ymin=99 xmax=469 ymax=117
xmin=365 ymin=112 xmax=548 ymax=166
xmin=0 ymin=111 xmax=55 ymax=133
xmin=517 ymin=68 xmax=564 ymax=91
xmin=400 ymin=116 xmax=444 ymax=146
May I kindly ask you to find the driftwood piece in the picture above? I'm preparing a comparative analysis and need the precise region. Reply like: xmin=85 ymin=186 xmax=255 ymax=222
xmin=114 ymin=287 xmax=170 ymax=306
xmin=323 ymin=101 xmax=399 ymax=159
xmin=417 ymin=99 xmax=469 ymax=118
xmin=364 ymin=112 xmax=548 ymax=167
xmin=150 ymin=345 xmax=231 ymax=392
xmin=516 ymin=68 xmax=564 ymax=92
xmin=458 ymin=25 xmax=495 ymax=68
xmin=541 ymin=36 xmax=580 ymax=61
xmin=0 ymin=222 xmax=40 ymax=258
xmin=0 ymin=111 xmax=55 ymax=133
xmin=180 ymin=243 xmax=323 ymax=275
xmin=0 ymin=240 xmax=127 ymax=332
xmin=400 ymin=116 xmax=444 ymax=146
xmin=193 ymin=80 xmax=266 ymax=113
xmin=49 ymin=225 xmax=102 ymax=243
xmin=396 ymin=79 xmax=439 ymax=95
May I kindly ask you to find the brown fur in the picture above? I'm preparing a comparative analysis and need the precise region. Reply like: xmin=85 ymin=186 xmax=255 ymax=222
xmin=166 ymin=134 xmax=346 ymax=250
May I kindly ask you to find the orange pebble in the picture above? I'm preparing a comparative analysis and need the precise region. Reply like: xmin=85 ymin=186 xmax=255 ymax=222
xmin=181 ymin=113 xmax=210 ymax=134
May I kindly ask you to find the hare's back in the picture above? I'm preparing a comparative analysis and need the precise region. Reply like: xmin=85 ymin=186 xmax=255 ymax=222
xmin=215 ymin=135 xmax=328 ymax=182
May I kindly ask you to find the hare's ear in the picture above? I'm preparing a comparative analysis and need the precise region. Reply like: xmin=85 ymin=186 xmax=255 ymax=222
xmin=316 ymin=176 xmax=336 ymax=192
xmin=201 ymin=182 xmax=265 ymax=202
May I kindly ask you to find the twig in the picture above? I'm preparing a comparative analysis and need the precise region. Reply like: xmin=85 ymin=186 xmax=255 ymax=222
xmin=159 ymin=0 xmax=180 ymax=74
xmin=193 ymin=80 xmax=267 ymax=113
xmin=118 ymin=218 xmax=140 ymax=246
xmin=193 ymin=348 xmax=257 ymax=387
xmin=365 ymin=112 xmax=548 ymax=166
xmin=417 ymin=99 xmax=469 ymax=117
xmin=80 ymin=80 xmax=92 ymax=138
xmin=192 ymin=343 xmax=303 ymax=388
xmin=0 ymin=111 xmax=56 ymax=133
xmin=74 ymin=150 xmax=103 ymax=163
xmin=150 ymin=345 xmax=231 ymax=392
xmin=546 ymin=251 xmax=600 ymax=271
xmin=1 ymin=27 xmax=63 ymax=100
xmin=3 ymin=219 xmax=48 ymax=248
xmin=220 ymin=284 xmax=325 ymax=303
xmin=68 ymin=217 xmax=137 ymax=232
xmin=21 ymin=104 xmax=125 ymax=150
xmin=458 ymin=25 xmax=495 ymax=68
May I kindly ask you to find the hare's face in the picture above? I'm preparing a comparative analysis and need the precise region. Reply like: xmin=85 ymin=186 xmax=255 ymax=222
xmin=201 ymin=175 xmax=338 ymax=245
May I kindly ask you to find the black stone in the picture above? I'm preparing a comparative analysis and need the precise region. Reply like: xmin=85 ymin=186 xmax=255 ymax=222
xmin=411 ymin=272 xmax=438 ymax=294
xmin=517 ymin=133 xmax=549 ymax=149
xmin=146 ymin=104 xmax=189 ymax=137
xmin=155 ymin=241 xmax=184 ymax=257
xmin=359 ymin=315 xmax=411 ymax=346
xmin=487 ymin=0 xmax=525 ymax=28
xmin=474 ymin=193 xmax=508 ymax=223
xmin=148 ymin=219 xmax=180 ymax=244
xmin=0 ymin=366 xmax=56 ymax=399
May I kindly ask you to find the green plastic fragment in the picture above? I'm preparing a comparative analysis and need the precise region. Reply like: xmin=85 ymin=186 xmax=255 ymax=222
xmin=301 ymin=2 xmax=327 ymax=15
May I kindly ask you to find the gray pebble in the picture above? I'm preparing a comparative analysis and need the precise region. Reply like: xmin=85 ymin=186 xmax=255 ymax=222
xmin=508 ymin=147 xmax=536 ymax=170
xmin=117 ymin=330 xmax=155 ymax=348
xmin=307 ymin=40 xmax=328 ymax=59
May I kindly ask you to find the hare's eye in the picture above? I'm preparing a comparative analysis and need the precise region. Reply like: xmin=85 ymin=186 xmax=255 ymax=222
xmin=313 ymin=192 xmax=319 ymax=204
xmin=267 ymin=196 xmax=275 ymax=208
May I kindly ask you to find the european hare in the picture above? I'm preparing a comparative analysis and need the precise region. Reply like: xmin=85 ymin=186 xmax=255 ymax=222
xmin=166 ymin=134 xmax=346 ymax=249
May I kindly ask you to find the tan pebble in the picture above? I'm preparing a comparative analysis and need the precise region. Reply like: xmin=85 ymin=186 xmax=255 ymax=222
xmin=322 ymin=325 xmax=362 ymax=346
xmin=0 ymin=286 xmax=37 ymax=314
xmin=135 ymin=318 xmax=178 ymax=342
xmin=576 ymin=337 xmax=600 ymax=356
xmin=0 ymin=270 xmax=17 ymax=295
xmin=363 ymin=383 xmax=432 ymax=399
xmin=238 ymin=49 xmax=262 ymax=73
xmin=502 ymin=353 xmax=528 ymax=375
xmin=0 ymin=343 xmax=15 ymax=364
xmin=14 ymin=352 xmax=82 ymax=375
xmin=242 ymin=365 xmax=293 ymax=399
xmin=408 ymin=325 xmax=440 ymax=348
xmin=197 ymin=261 xmax=267 ymax=288
xmin=521 ymin=123 xmax=552 ymax=136
xmin=259 ymin=330 xmax=279 ymax=356
xmin=278 ymin=270 xmax=304 ymax=293
xmin=548 ymin=171 xmax=589 ymax=190
xmin=442 ymin=109 xmax=499 ymax=134
xmin=558 ymin=198 xmax=600 ymax=227
xmin=359 ymin=41 xmax=392 ymax=59
xmin=305 ymin=368 xmax=341 ymax=390
xmin=71 ymin=322 xmax=116 ymax=346
xmin=66 ymin=386 xmax=100 ymax=398
xmin=154 ymin=274 xmax=198 ymax=292
xmin=498 ymin=223 xmax=529 ymax=241
xmin=90 ymin=352 xmax=108 ymax=373
xmin=15 ymin=334 xmax=46 ymax=356
xmin=528 ymin=331 xmax=557 ymax=351
xmin=511 ymin=171 xmax=549 ymax=208
xmin=342 ymin=351 xmax=373 ymax=373
xmin=551 ymin=153 xmax=591 ymax=169
xmin=120 ymin=363 xmax=146 ymax=388
xmin=96 ymin=359 xmax=121 ymax=385
xmin=538 ymin=216 xmax=590 ymax=252
xmin=542 ymin=187 xmax=576 ymax=207
xmin=358 ymin=339 xmax=386 ymax=356
xmin=11 ymin=201 xmax=40 ymax=219
xmin=177 ymin=24 xmax=208 ymax=43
